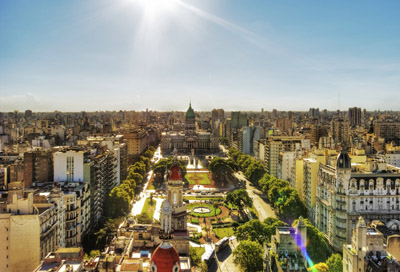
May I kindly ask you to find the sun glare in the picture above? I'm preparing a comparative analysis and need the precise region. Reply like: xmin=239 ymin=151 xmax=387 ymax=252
xmin=134 ymin=0 xmax=178 ymax=17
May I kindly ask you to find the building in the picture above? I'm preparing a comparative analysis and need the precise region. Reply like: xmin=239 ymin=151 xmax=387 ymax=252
xmin=348 ymin=107 xmax=362 ymax=127
xmin=161 ymin=103 xmax=219 ymax=154
xmin=331 ymin=118 xmax=350 ymax=145
xmin=24 ymin=150 xmax=53 ymax=187
xmin=315 ymin=150 xmax=400 ymax=252
xmin=374 ymin=121 xmax=400 ymax=143
xmin=0 ymin=182 xmax=59 ymax=272
xmin=54 ymin=149 xmax=86 ymax=182
xmin=161 ymin=161 xmax=190 ymax=255
xmin=267 ymin=217 xmax=308 ymax=272
xmin=258 ymin=136 xmax=308 ymax=178
xmin=231 ymin=111 xmax=248 ymax=130
xmin=343 ymin=217 xmax=400 ymax=272
xmin=33 ymin=248 xmax=84 ymax=272
xmin=124 ymin=130 xmax=148 ymax=162
xmin=242 ymin=126 xmax=261 ymax=155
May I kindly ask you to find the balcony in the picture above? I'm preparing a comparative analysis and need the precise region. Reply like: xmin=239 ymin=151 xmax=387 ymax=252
xmin=336 ymin=225 xmax=346 ymax=231
xmin=336 ymin=217 xmax=347 ymax=223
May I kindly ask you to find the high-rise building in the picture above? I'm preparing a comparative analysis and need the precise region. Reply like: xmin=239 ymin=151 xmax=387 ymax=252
xmin=331 ymin=118 xmax=350 ymax=145
xmin=374 ymin=121 xmax=400 ymax=143
xmin=348 ymin=107 xmax=362 ymax=127
xmin=242 ymin=126 xmax=261 ymax=155
xmin=24 ymin=150 xmax=53 ymax=187
xmin=123 ymin=130 xmax=148 ymax=163
xmin=231 ymin=111 xmax=248 ymax=130
xmin=258 ymin=136 xmax=308 ymax=178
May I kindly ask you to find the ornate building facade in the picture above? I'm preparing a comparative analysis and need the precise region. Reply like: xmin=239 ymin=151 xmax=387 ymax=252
xmin=315 ymin=150 xmax=400 ymax=251
xmin=161 ymin=103 xmax=219 ymax=154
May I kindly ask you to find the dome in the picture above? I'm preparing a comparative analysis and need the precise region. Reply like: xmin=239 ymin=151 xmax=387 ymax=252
xmin=337 ymin=149 xmax=351 ymax=169
xmin=169 ymin=165 xmax=182 ymax=181
xmin=151 ymin=241 xmax=181 ymax=272
xmin=185 ymin=103 xmax=195 ymax=120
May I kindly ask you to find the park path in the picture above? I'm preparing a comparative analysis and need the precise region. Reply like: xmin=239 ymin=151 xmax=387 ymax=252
xmin=153 ymin=197 xmax=163 ymax=221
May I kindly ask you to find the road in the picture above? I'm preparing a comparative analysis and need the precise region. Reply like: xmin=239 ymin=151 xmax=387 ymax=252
xmin=235 ymin=172 xmax=277 ymax=221
xmin=213 ymin=173 xmax=277 ymax=271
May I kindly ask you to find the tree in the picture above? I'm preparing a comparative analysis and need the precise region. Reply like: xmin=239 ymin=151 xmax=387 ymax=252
xmin=120 ymin=182 xmax=134 ymax=199
xmin=144 ymin=149 xmax=154 ymax=159
xmin=292 ymin=218 xmax=331 ymax=264
xmin=199 ymin=262 xmax=208 ymax=272
xmin=189 ymin=247 xmax=202 ymax=267
xmin=132 ymin=161 xmax=147 ymax=176
xmin=244 ymin=161 xmax=266 ymax=184
xmin=202 ymin=225 xmax=211 ymax=240
xmin=235 ymin=219 xmax=269 ymax=245
xmin=263 ymin=217 xmax=287 ymax=241
xmin=308 ymin=263 xmax=329 ymax=272
xmin=327 ymin=253 xmax=343 ymax=272
xmin=95 ymin=217 xmax=123 ymax=249
xmin=105 ymin=187 xmax=131 ymax=217
xmin=233 ymin=240 xmax=263 ymax=272
xmin=219 ymin=137 xmax=229 ymax=147
xmin=278 ymin=192 xmax=307 ymax=222
xmin=153 ymin=157 xmax=187 ymax=182
xmin=136 ymin=213 xmax=152 ymax=224
xmin=139 ymin=156 xmax=150 ymax=170
xmin=127 ymin=171 xmax=143 ymax=185
xmin=208 ymin=157 xmax=235 ymax=184
xmin=213 ymin=202 xmax=220 ymax=217
xmin=123 ymin=178 xmax=136 ymax=190
xmin=226 ymin=189 xmax=252 ymax=214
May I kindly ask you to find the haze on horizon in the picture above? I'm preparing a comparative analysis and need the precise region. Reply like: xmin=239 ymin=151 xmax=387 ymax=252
xmin=1 ymin=0 xmax=399 ymax=112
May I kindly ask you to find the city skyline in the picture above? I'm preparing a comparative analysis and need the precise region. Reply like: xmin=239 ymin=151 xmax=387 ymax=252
xmin=1 ymin=0 xmax=400 ymax=112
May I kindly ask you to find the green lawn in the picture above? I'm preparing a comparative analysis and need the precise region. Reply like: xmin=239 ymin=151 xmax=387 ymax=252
xmin=193 ymin=247 xmax=205 ymax=257
xmin=213 ymin=227 xmax=234 ymax=239
xmin=140 ymin=198 xmax=156 ymax=219
xmin=185 ymin=172 xmax=212 ymax=185
xmin=187 ymin=203 xmax=222 ymax=217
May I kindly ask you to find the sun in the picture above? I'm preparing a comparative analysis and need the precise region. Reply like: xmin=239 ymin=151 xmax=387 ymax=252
xmin=133 ymin=0 xmax=178 ymax=17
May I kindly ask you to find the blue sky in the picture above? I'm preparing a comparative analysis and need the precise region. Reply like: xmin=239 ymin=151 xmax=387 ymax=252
xmin=0 ymin=0 xmax=399 ymax=112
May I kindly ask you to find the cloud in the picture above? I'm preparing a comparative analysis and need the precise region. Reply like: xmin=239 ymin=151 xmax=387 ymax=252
xmin=0 ymin=93 xmax=44 ymax=111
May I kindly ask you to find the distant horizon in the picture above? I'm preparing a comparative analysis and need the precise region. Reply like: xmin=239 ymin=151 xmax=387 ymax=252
xmin=3 ymin=105 xmax=399 ymax=114
xmin=1 ymin=0 xmax=399 ymax=112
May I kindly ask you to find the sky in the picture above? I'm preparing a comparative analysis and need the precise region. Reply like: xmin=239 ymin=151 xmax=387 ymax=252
xmin=0 ymin=0 xmax=399 ymax=112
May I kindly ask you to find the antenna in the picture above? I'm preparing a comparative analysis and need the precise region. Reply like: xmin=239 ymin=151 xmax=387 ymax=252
xmin=338 ymin=92 xmax=340 ymax=111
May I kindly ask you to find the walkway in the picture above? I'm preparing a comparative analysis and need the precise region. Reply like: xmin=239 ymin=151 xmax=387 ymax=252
xmin=152 ymin=197 xmax=163 ymax=221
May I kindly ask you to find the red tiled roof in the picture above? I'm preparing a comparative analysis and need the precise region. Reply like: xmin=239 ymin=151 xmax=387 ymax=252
xmin=151 ymin=242 xmax=181 ymax=272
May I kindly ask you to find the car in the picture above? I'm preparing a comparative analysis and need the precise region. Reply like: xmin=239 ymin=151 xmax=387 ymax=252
xmin=201 ymin=191 xmax=206 ymax=195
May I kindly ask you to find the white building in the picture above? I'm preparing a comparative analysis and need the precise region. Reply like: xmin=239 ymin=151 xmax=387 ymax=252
xmin=315 ymin=150 xmax=400 ymax=252
xmin=54 ymin=149 xmax=85 ymax=182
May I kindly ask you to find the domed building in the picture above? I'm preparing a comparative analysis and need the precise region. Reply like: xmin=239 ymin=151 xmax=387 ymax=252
xmin=161 ymin=103 xmax=219 ymax=154
xmin=150 ymin=241 xmax=181 ymax=272
xmin=150 ymin=160 xmax=189 ymax=272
